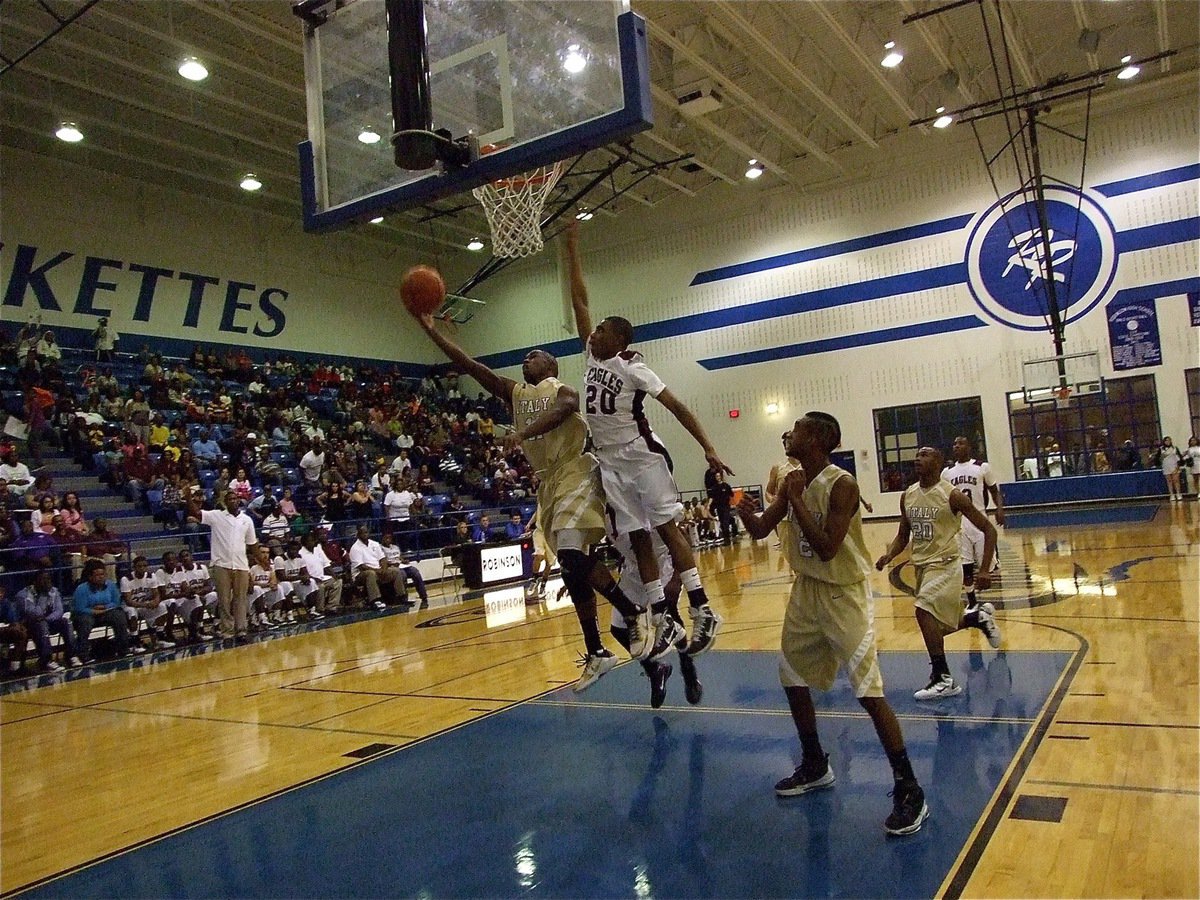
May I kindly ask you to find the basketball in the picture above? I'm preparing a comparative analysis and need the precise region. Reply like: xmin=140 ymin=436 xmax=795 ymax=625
xmin=400 ymin=265 xmax=447 ymax=316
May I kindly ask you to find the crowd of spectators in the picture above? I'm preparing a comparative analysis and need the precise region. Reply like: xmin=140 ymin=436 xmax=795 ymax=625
xmin=0 ymin=323 xmax=547 ymax=673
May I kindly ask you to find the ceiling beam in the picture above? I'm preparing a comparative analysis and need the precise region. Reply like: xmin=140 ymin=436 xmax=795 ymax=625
xmin=806 ymin=3 xmax=922 ymax=127
xmin=1070 ymin=0 xmax=1099 ymax=71
xmin=1154 ymin=0 xmax=1171 ymax=72
xmin=639 ymin=128 xmax=738 ymax=185
xmin=898 ymin=0 xmax=977 ymax=104
xmin=644 ymin=17 xmax=840 ymax=169
xmin=708 ymin=1 xmax=878 ymax=148
xmin=649 ymin=83 xmax=799 ymax=187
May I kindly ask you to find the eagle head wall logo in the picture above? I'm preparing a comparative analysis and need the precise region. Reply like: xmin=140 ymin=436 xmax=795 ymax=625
xmin=965 ymin=185 xmax=1118 ymax=331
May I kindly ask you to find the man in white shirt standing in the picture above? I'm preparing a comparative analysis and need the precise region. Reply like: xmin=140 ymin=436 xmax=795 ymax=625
xmin=300 ymin=441 xmax=326 ymax=492
xmin=348 ymin=524 xmax=401 ymax=610
xmin=196 ymin=491 xmax=258 ymax=642
xmin=299 ymin=531 xmax=344 ymax=614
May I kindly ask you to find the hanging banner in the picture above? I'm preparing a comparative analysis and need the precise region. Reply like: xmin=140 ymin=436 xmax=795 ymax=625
xmin=1107 ymin=298 xmax=1162 ymax=371
xmin=1189 ymin=291 xmax=1200 ymax=327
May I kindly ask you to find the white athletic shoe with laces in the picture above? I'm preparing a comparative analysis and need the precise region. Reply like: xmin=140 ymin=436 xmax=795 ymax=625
xmin=914 ymin=674 xmax=962 ymax=701
xmin=574 ymin=650 xmax=617 ymax=693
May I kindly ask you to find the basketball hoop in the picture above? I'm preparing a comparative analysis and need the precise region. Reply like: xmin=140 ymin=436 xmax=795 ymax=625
xmin=472 ymin=153 xmax=565 ymax=258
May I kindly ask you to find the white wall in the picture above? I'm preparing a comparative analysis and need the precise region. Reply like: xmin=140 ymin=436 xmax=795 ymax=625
xmin=456 ymin=83 xmax=1200 ymax=508
xmin=0 ymin=146 xmax=471 ymax=368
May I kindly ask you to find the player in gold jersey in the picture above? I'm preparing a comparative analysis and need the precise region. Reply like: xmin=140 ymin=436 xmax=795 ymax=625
xmin=738 ymin=412 xmax=928 ymax=836
xmin=415 ymin=313 xmax=655 ymax=691
xmin=876 ymin=446 xmax=1001 ymax=701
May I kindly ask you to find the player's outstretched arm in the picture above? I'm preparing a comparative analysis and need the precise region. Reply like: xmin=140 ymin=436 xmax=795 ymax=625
xmin=504 ymin=386 xmax=580 ymax=451
xmin=876 ymin=495 xmax=912 ymax=570
xmin=737 ymin=493 xmax=786 ymax=540
xmin=563 ymin=221 xmax=593 ymax=347
xmin=654 ymin=387 xmax=733 ymax=475
xmin=951 ymin=489 xmax=997 ymax=587
xmin=414 ymin=312 xmax=515 ymax=401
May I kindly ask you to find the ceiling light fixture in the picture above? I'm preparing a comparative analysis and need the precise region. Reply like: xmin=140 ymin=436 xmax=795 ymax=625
xmin=240 ymin=173 xmax=262 ymax=191
xmin=933 ymin=106 xmax=953 ymax=129
xmin=370 ymin=216 xmax=384 ymax=224
xmin=765 ymin=401 xmax=780 ymax=415
xmin=745 ymin=159 xmax=764 ymax=179
xmin=1116 ymin=55 xmax=1140 ymax=80
xmin=881 ymin=41 xmax=904 ymax=68
xmin=562 ymin=44 xmax=587 ymax=74
xmin=178 ymin=57 xmax=208 ymax=81
xmin=54 ymin=121 xmax=83 ymax=143
xmin=467 ymin=237 xmax=485 ymax=251
xmin=575 ymin=208 xmax=594 ymax=221
xmin=358 ymin=127 xmax=381 ymax=144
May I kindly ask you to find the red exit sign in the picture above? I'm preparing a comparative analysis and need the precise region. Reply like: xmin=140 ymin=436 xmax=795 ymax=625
xmin=728 ymin=409 xmax=740 ymax=419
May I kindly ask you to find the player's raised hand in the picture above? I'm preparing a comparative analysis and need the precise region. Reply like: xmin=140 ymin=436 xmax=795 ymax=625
xmin=706 ymin=451 xmax=734 ymax=476
xmin=416 ymin=312 xmax=436 ymax=332
xmin=783 ymin=467 xmax=807 ymax=499
xmin=874 ymin=552 xmax=892 ymax=571
xmin=736 ymin=494 xmax=759 ymax=517
xmin=502 ymin=430 xmax=523 ymax=453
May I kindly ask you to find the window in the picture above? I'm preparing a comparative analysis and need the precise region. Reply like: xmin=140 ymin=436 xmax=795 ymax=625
xmin=873 ymin=397 xmax=985 ymax=492
xmin=1187 ymin=368 xmax=1200 ymax=439
xmin=1006 ymin=373 xmax=1161 ymax=478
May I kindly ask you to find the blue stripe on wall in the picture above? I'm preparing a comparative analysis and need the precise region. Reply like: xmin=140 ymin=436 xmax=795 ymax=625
xmin=689 ymin=215 xmax=975 ymax=286
xmin=697 ymin=315 xmax=989 ymax=370
xmin=1094 ymin=163 xmax=1200 ymax=197
xmin=1115 ymin=217 xmax=1200 ymax=253
xmin=477 ymin=263 xmax=969 ymax=370
xmin=1110 ymin=276 xmax=1200 ymax=306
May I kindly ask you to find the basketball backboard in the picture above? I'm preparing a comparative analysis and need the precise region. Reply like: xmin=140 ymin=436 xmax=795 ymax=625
xmin=1021 ymin=350 xmax=1105 ymax=404
xmin=295 ymin=0 xmax=651 ymax=233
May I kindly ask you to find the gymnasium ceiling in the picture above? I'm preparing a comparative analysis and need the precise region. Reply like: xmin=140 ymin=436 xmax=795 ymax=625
xmin=1 ymin=0 xmax=1197 ymax=256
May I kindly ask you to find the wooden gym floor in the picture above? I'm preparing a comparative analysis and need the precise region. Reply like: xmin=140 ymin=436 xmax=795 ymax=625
xmin=1 ymin=500 xmax=1196 ymax=898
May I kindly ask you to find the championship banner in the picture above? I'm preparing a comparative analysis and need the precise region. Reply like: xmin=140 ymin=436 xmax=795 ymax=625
xmin=1107 ymin=297 xmax=1162 ymax=370
xmin=1189 ymin=291 xmax=1200 ymax=327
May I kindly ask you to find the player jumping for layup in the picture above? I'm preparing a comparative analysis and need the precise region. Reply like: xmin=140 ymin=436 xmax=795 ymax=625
xmin=415 ymin=313 xmax=654 ymax=691
xmin=565 ymin=222 xmax=728 ymax=658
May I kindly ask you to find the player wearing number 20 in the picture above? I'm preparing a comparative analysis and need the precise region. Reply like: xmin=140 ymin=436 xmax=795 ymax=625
xmin=877 ymin=446 xmax=1002 ymax=702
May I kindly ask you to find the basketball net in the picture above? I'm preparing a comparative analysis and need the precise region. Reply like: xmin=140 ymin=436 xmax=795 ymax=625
xmin=472 ymin=160 xmax=565 ymax=258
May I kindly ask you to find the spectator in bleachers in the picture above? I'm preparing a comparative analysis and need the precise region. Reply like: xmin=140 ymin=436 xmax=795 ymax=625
xmin=300 ymin=440 xmax=325 ymax=491
xmin=15 ymin=565 xmax=81 ymax=672
xmin=11 ymin=518 xmax=56 ymax=575
xmin=35 ymin=330 xmax=62 ymax=362
xmin=472 ymin=514 xmax=494 ymax=543
xmin=81 ymin=518 xmax=125 ymax=583
xmin=72 ymin=557 xmax=132 ymax=662
xmin=148 ymin=414 xmax=170 ymax=452
xmin=192 ymin=428 xmax=222 ymax=467
xmin=228 ymin=468 xmax=253 ymax=502
xmin=31 ymin=495 xmax=58 ymax=534
xmin=124 ymin=446 xmax=161 ymax=507
xmin=298 ymin=531 xmax=343 ymax=615
xmin=347 ymin=481 xmax=373 ymax=523
xmin=348 ymin=524 xmax=399 ymax=610
xmin=278 ymin=487 xmax=298 ymax=521
xmin=58 ymin=492 xmax=88 ymax=538
xmin=1 ymin=449 xmax=34 ymax=497
xmin=120 ymin=555 xmax=175 ymax=651
xmin=383 ymin=480 xmax=416 ymax=527
xmin=125 ymin=389 xmax=152 ymax=447
xmin=505 ymin=513 xmax=525 ymax=541
xmin=261 ymin=503 xmax=290 ymax=540
xmin=1 ymin=587 xmax=30 ymax=674
xmin=92 ymin=318 xmax=117 ymax=362
xmin=369 ymin=461 xmax=392 ymax=500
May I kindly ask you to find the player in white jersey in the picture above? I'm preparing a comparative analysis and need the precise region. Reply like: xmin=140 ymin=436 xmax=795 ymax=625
xmin=121 ymin=555 xmax=175 ymax=650
xmin=276 ymin=539 xmax=323 ymax=620
xmin=605 ymin=523 xmax=703 ymax=708
xmin=250 ymin=545 xmax=289 ymax=627
xmin=170 ymin=549 xmax=218 ymax=641
xmin=566 ymin=222 xmax=729 ymax=658
xmin=942 ymin=436 xmax=1006 ymax=603
xmin=415 ymin=303 xmax=657 ymax=692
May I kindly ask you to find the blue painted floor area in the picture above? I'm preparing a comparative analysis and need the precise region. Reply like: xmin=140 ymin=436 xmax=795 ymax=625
xmin=25 ymin=650 xmax=1071 ymax=899
xmin=1006 ymin=503 xmax=1160 ymax=529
